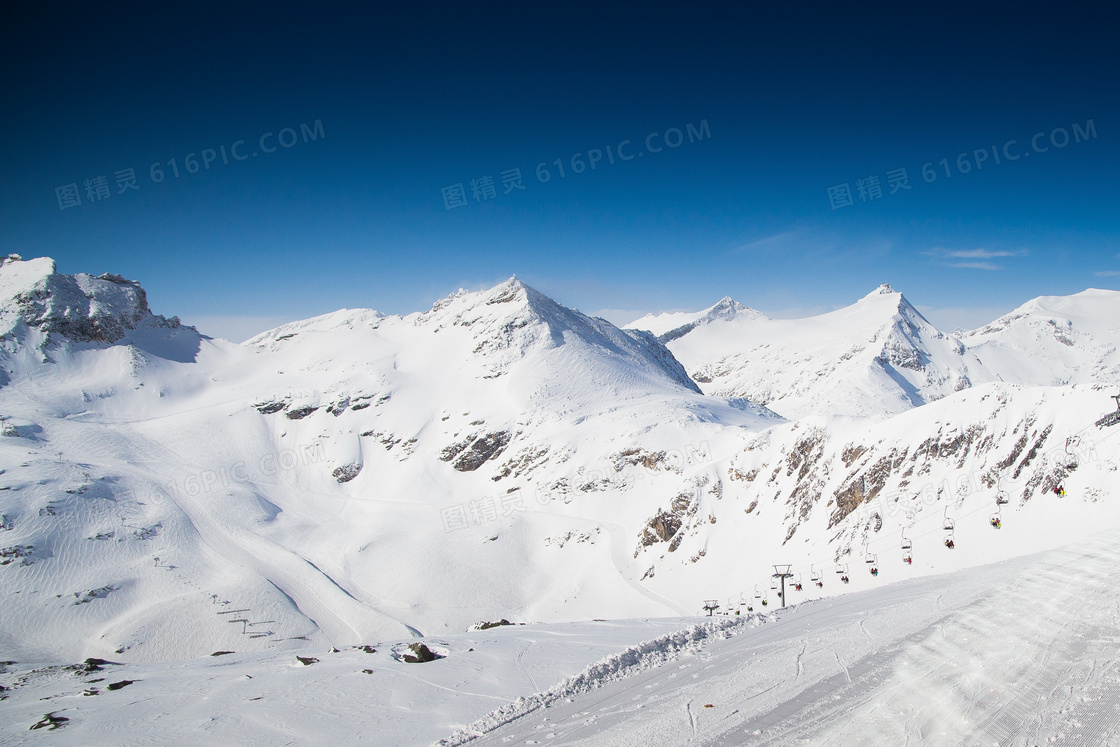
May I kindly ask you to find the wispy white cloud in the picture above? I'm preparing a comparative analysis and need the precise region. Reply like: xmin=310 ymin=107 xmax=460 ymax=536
xmin=943 ymin=248 xmax=1025 ymax=259
xmin=925 ymin=246 xmax=1027 ymax=270
xmin=729 ymin=230 xmax=800 ymax=255
xmin=1094 ymin=270 xmax=1120 ymax=278
xmin=949 ymin=261 xmax=1001 ymax=271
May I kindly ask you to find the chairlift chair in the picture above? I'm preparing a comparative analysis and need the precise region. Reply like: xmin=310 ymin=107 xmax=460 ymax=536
xmin=770 ymin=578 xmax=778 ymax=590
xmin=989 ymin=512 xmax=1002 ymax=529
xmin=835 ymin=562 xmax=848 ymax=575
xmin=995 ymin=491 xmax=1010 ymax=505
xmin=1095 ymin=390 xmax=1120 ymax=428
xmin=901 ymin=529 xmax=912 ymax=551
xmin=754 ymin=586 xmax=762 ymax=599
xmin=1064 ymin=437 xmax=1081 ymax=470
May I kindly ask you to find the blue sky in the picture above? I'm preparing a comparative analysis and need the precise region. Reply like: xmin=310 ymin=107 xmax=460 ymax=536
xmin=3 ymin=3 xmax=1117 ymax=340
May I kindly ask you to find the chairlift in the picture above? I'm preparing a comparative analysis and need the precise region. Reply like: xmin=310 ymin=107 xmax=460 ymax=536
xmin=995 ymin=491 xmax=1010 ymax=505
xmin=1095 ymin=389 xmax=1120 ymax=428
xmin=870 ymin=566 xmax=879 ymax=576
xmin=944 ymin=531 xmax=955 ymax=549
xmin=754 ymin=586 xmax=762 ymax=599
xmin=835 ymin=562 xmax=848 ymax=575
xmin=770 ymin=578 xmax=778 ymax=590
xmin=810 ymin=564 xmax=822 ymax=584
xmin=989 ymin=513 xmax=1002 ymax=529
xmin=903 ymin=554 xmax=912 ymax=565
xmin=943 ymin=507 xmax=955 ymax=532
xmin=1064 ymin=437 xmax=1081 ymax=470
xmin=901 ymin=529 xmax=912 ymax=551
xmin=841 ymin=574 xmax=850 ymax=583
xmin=864 ymin=551 xmax=877 ymax=564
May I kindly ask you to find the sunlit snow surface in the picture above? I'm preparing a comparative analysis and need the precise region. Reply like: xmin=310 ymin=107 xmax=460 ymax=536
xmin=3 ymin=257 xmax=1120 ymax=744
xmin=3 ymin=534 xmax=1120 ymax=745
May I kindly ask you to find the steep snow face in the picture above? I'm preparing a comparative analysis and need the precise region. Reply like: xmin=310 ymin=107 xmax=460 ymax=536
xmin=961 ymin=288 xmax=1120 ymax=386
xmin=661 ymin=284 xmax=996 ymax=420
xmin=626 ymin=296 xmax=766 ymax=342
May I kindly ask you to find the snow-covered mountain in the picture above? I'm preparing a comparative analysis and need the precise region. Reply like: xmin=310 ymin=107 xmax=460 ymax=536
xmin=961 ymin=288 xmax=1120 ymax=386
xmin=631 ymin=284 xmax=996 ymax=420
xmin=2 ymin=255 xmax=1119 ymax=744
xmin=625 ymin=296 xmax=767 ymax=343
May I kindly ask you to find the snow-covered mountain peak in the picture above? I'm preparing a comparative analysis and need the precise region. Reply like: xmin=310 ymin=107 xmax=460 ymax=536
xmin=0 ymin=254 xmax=188 ymax=347
xmin=961 ymin=288 xmax=1120 ymax=386
xmin=625 ymin=295 xmax=766 ymax=342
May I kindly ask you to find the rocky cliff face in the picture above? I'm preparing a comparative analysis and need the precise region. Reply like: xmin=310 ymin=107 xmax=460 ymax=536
xmin=0 ymin=255 xmax=187 ymax=345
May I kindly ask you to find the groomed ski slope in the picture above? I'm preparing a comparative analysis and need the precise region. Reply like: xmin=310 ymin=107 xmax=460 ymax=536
xmin=452 ymin=529 xmax=1120 ymax=746
xmin=6 ymin=530 xmax=1119 ymax=745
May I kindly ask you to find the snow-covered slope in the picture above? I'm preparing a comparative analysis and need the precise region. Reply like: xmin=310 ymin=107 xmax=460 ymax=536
xmin=2 ymin=255 xmax=1119 ymax=746
xmin=625 ymin=296 xmax=766 ymax=343
xmin=0 ymin=260 xmax=779 ymax=664
xmin=643 ymin=284 xmax=995 ymax=420
xmin=961 ymin=288 xmax=1120 ymax=386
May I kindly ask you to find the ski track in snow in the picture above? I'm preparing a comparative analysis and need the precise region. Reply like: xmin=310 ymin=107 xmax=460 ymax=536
xmin=452 ymin=531 xmax=1120 ymax=747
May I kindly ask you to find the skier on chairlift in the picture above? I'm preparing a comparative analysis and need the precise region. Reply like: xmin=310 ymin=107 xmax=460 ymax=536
xmin=1052 ymin=484 xmax=1066 ymax=497
xmin=903 ymin=555 xmax=912 ymax=564
xmin=870 ymin=567 xmax=878 ymax=576
xmin=990 ymin=516 xmax=1001 ymax=529
xmin=841 ymin=574 xmax=850 ymax=583
xmin=945 ymin=537 xmax=955 ymax=549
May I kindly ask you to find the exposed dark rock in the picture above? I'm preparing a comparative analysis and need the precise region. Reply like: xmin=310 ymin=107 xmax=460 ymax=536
xmin=401 ymin=643 xmax=440 ymax=663
xmin=332 ymin=463 xmax=361 ymax=483
xmin=29 ymin=712 xmax=68 ymax=731
xmin=451 ymin=431 xmax=511 ymax=472
xmin=254 ymin=401 xmax=288 ymax=415
xmin=473 ymin=619 xmax=512 ymax=631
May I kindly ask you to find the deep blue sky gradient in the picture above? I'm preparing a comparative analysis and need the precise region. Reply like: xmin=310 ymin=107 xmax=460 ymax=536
xmin=3 ymin=3 xmax=1117 ymax=338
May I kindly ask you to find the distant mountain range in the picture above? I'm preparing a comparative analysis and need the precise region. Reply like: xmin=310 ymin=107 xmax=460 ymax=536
xmin=2 ymin=253 xmax=1118 ymax=667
